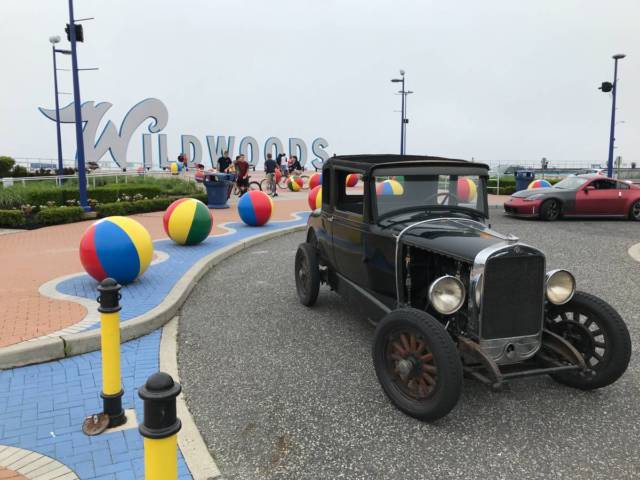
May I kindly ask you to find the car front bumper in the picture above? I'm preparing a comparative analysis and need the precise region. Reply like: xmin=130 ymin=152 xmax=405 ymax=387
xmin=504 ymin=198 xmax=543 ymax=217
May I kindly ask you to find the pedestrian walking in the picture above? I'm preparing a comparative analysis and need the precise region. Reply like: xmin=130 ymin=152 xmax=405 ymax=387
xmin=264 ymin=153 xmax=278 ymax=197
xmin=218 ymin=150 xmax=232 ymax=173
xmin=278 ymin=153 xmax=289 ymax=177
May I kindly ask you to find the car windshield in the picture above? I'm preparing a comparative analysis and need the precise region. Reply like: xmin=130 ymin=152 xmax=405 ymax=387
xmin=373 ymin=170 xmax=487 ymax=220
xmin=553 ymin=177 xmax=588 ymax=189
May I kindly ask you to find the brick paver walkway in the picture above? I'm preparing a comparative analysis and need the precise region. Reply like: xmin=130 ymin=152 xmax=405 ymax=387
xmin=0 ymin=194 xmax=308 ymax=348
xmin=0 ymin=468 xmax=27 ymax=479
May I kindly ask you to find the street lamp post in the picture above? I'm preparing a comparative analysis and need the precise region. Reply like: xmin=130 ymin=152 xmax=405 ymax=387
xmin=391 ymin=70 xmax=414 ymax=156
xmin=49 ymin=36 xmax=71 ymax=177
xmin=600 ymin=53 xmax=626 ymax=178
xmin=67 ymin=0 xmax=90 ymax=211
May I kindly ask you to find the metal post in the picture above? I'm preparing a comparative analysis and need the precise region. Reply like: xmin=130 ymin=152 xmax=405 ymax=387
xmin=52 ymin=46 xmax=64 ymax=176
xmin=139 ymin=372 xmax=182 ymax=480
xmin=67 ymin=0 xmax=89 ymax=211
xmin=400 ymin=76 xmax=405 ymax=156
xmin=98 ymin=278 xmax=125 ymax=427
xmin=606 ymin=55 xmax=625 ymax=177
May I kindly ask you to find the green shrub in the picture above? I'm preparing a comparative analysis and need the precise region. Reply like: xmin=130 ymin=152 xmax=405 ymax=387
xmin=0 ymin=156 xmax=15 ymax=177
xmin=0 ymin=209 xmax=25 ymax=228
xmin=34 ymin=206 xmax=85 ymax=226
xmin=11 ymin=165 xmax=28 ymax=177
xmin=0 ymin=187 xmax=28 ymax=209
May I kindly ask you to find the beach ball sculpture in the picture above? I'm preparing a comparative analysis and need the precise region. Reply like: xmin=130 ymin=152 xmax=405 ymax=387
xmin=170 ymin=162 xmax=181 ymax=175
xmin=79 ymin=216 xmax=153 ymax=285
xmin=163 ymin=198 xmax=213 ymax=245
xmin=457 ymin=178 xmax=478 ymax=202
xmin=376 ymin=179 xmax=404 ymax=196
xmin=528 ymin=179 xmax=552 ymax=189
xmin=287 ymin=176 xmax=304 ymax=192
xmin=308 ymin=186 xmax=322 ymax=210
xmin=238 ymin=190 xmax=274 ymax=226
xmin=346 ymin=174 xmax=359 ymax=187
xmin=309 ymin=172 xmax=322 ymax=190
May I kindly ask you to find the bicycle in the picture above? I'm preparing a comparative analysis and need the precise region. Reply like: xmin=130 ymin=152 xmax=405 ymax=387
xmin=232 ymin=175 xmax=261 ymax=196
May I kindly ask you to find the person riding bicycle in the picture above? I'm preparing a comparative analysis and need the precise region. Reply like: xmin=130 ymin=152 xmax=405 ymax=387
xmin=235 ymin=154 xmax=250 ymax=196
xmin=264 ymin=153 xmax=278 ymax=197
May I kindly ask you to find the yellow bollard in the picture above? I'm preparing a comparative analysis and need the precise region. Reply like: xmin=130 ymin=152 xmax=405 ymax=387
xmin=98 ymin=278 xmax=126 ymax=427
xmin=139 ymin=372 xmax=182 ymax=480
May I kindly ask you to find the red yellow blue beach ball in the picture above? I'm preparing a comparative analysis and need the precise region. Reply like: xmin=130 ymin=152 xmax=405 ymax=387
xmin=308 ymin=186 xmax=322 ymax=210
xmin=287 ymin=176 xmax=303 ymax=192
xmin=309 ymin=173 xmax=322 ymax=190
xmin=528 ymin=179 xmax=552 ymax=189
xmin=457 ymin=177 xmax=478 ymax=202
xmin=238 ymin=190 xmax=274 ymax=226
xmin=346 ymin=174 xmax=359 ymax=187
xmin=376 ymin=179 xmax=404 ymax=196
xmin=79 ymin=216 xmax=153 ymax=285
xmin=163 ymin=198 xmax=213 ymax=245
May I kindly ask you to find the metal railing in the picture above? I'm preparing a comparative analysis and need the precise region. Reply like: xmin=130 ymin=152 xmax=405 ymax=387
xmin=1 ymin=170 xmax=198 ymax=189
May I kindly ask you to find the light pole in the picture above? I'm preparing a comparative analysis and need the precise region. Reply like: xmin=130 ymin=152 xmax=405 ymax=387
xmin=49 ymin=36 xmax=71 ymax=176
xmin=599 ymin=53 xmax=626 ymax=178
xmin=391 ymin=70 xmax=413 ymax=156
xmin=67 ymin=0 xmax=89 ymax=210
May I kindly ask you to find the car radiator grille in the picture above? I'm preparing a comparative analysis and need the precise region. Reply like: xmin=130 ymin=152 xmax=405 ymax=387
xmin=480 ymin=252 xmax=545 ymax=339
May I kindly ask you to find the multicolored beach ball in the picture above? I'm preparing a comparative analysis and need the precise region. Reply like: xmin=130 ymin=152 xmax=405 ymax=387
xmin=238 ymin=190 xmax=274 ymax=226
xmin=457 ymin=177 xmax=478 ymax=202
xmin=346 ymin=174 xmax=359 ymax=187
xmin=528 ymin=179 xmax=552 ymax=189
xmin=308 ymin=186 xmax=322 ymax=210
xmin=79 ymin=216 xmax=153 ymax=285
xmin=287 ymin=176 xmax=304 ymax=192
xmin=376 ymin=179 xmax=404 ymax=196
xmin=163 ymin=198 xmax=213 ymax=245
xmin=309 ymin=173 xmax=322 ymax=190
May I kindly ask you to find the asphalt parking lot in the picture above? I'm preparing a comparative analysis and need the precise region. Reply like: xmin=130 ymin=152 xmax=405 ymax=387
xmin=178 ymin=212 xmax=640 ymax=479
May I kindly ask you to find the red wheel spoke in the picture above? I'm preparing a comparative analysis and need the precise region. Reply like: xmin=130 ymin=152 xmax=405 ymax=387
xmin=415 ymin=340 xmax=425 ymax=354
xmin=417 ymin=378 xmax=428 ymax=397
xmin=420 ymin=353 xmax=433 ymax=362
xmin=421 ymin=364 xmax=437 ymax=374
xmin=400 ymin=334 xmax=410 ymax=352
xmin=392 ymin=341 xmax=407 ymax=355
xmin=391 ymin=353 xmax=404 ymax=361
xmin=422 ymin=372 xmax=436 ymax=386
xmin=409 ymin=334 xmax=417 ymax=352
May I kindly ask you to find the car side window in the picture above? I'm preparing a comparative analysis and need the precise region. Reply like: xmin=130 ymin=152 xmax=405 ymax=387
xmin=592 ymin=179 xmax=617 ymax=190
xmin=335 ymin=169 xmax=363 ymax=216
xmin=617 ymin=182 xmax=630 ymax=190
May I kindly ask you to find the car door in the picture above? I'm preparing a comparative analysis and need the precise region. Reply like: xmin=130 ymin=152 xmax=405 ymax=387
xmin=575 ymin=179 xmax=625 ymax=215
xmin=332 ymin=169 xmax=367 ymax=285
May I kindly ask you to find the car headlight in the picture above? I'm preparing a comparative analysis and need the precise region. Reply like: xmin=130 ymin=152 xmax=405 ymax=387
xmin=545 ymin=269 xmax=576 ymax=305
xmin=428 ymin=275 xmax=466 ymax=315
xmin=525 ymin=194 xmax=545 ymax=201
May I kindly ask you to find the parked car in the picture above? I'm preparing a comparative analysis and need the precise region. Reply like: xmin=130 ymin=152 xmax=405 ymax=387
xmin=295 ymin=155 xmax=631 ymax=421
xmin=504 ymin=174 xmax=640 ymax=221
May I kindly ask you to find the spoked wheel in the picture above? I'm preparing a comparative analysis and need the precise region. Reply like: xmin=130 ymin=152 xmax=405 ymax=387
xmin=546 ymin=291 xmax=631 ymax=389
xmin=540 ymin=199 xmax=560 ymax=221
xmin=294 ymin=243 xmax=320 ymax=306
xmin=373 ymin=309 xmax=462 ymax=421
xmin=278 ymin=176 xmax=289 ymax=190
xmin=300 ymin=175 xmax=310 ymax=190
xmin=629 ymin=200 xmax=640 ymax=221
xmin=260 ymin=178 xmax=272 ymax=195
xmin=249 ymin=181 xmax=261 ymax=191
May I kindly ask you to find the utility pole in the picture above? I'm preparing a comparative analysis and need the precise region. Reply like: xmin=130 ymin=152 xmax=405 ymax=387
xmin=599 ymin=54 xmax=626 ymax=178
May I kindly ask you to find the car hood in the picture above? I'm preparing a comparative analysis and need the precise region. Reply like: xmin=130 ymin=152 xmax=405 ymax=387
xmin=511 ymin=187 xmax=565 ymax=198
xmin=385 ymin=218 xmax=514 ymax=263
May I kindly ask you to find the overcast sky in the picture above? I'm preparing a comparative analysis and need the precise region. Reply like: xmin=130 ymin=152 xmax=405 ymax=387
xmin=1 ymin=0 xmax=638 ymax=168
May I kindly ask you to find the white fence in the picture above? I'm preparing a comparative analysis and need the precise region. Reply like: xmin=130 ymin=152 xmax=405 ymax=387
xmin=1 ymin=170 xmax=198 ymax=189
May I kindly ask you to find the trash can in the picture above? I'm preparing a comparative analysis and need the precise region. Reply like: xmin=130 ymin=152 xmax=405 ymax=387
xmin=204 ymin=173 xmax=234 ymax=209
xmin=514 ymin=170 xmax=535 ymax=192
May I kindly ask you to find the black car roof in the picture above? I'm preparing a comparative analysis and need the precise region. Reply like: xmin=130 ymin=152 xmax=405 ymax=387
xmin=325 ymin=154 xmax=489 ymax=173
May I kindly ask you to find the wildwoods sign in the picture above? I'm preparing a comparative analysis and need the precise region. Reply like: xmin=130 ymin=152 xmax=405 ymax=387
xmin=39 ymin=98 xmax=330 ymax=170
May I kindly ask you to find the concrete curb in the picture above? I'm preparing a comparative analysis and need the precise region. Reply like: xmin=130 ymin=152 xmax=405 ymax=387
xmin=629 ymin=242 xmax=640 ymax=263
xmin=161 ymin=317 xmax=222 ymax=480
xmin=0 ymin=223 xmax=306 ymax=370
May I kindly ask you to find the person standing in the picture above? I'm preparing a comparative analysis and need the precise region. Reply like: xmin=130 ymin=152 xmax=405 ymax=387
xmin=278 ymin=153 xmax=288 ymax=177
xmin=235 ymin=154 xmax=250 ymax=196
xmin=264 ymin=153 xmax=278 ymax=197
xmin=289 ymin=155 xmax=302 ymax=175
xmin=178 ymin=153 xmax=189 ymax=172
xmin=217 ymin=150 xmax=232 ymax=173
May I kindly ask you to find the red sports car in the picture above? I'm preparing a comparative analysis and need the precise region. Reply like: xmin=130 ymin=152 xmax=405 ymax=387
xmin=504 ymin=175 xmax=640 ymax=221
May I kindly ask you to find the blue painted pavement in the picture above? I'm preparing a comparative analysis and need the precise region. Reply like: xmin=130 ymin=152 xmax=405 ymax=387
xmin=58 ymin=216 xmax=308 ymax=329
xmin=0 ymin=215 xmax=308 ymax=478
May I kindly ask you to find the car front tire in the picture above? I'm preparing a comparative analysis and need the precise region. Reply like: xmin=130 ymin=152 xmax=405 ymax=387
xmin=546 ymin=291 xmax=631 ymax=390
xmin=540 ymin=199 xmax=561 ymax=221
xmin=629 ymin=200 xmax=640 ymax=221
xmin=295 ymin=243 xmax=320 ymax=307
xmin=372 ymin=309 xmax=463 ymax=421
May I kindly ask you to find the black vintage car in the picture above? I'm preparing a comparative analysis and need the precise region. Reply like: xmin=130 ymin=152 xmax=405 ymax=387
xmin=294 ymin=154 xmax=631 ymax=421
